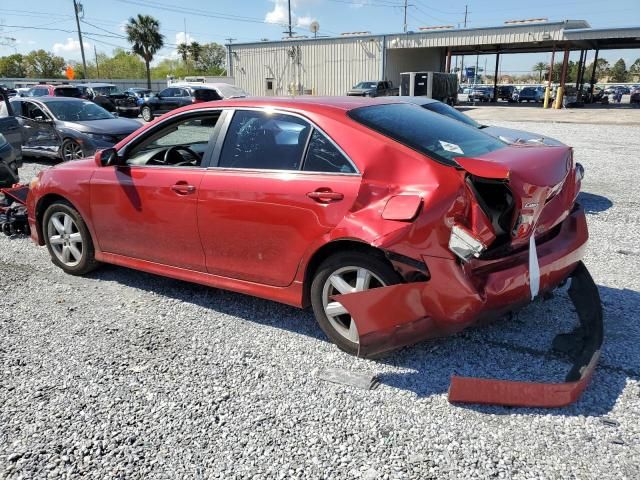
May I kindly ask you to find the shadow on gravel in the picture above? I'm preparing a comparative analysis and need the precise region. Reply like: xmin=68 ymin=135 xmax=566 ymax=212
xmin=87 ymin=264 xmax=637 ymax=416
xmin=578 ymin=192 xmax=613 ymax=214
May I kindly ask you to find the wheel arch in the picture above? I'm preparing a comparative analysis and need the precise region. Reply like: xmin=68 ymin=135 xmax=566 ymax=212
xmin=301 ymin=239 xmax=391 ymax=308
xmin=35 ymin=193 xmax=78 ymax=246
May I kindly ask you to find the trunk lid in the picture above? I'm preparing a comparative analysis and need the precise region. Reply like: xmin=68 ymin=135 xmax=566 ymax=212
xmin=455 ymin=145 xmax=576 ymax=251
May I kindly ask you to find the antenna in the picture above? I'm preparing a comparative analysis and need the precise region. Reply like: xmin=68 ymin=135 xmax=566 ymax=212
xmin=309 ymin=21 xmax=320 ymax=38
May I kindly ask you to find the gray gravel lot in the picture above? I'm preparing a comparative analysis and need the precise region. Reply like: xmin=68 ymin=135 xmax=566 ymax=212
xmin=1 ymin=121 xmax=639 ymax=479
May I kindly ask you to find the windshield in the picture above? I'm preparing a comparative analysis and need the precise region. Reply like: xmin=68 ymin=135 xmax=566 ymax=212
xmin=353 ymin=82 xmax=377 ymax=89
xmin=215 ymin=84 xmax=248 ymax=99
xmin=93 ymin=86 xmax=121 ymax=95
xmin=348 ymin=103 xmax=506 ymax=167
xmin=46 ymin=100 xmax=114 ymax=121
xmin=422 ymin=102 xmax=481 ymax=129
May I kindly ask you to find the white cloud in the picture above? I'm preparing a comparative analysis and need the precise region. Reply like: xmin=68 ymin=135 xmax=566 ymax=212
xmin=265 ymin=0 xmax=317 ymax=31
xmin=175 ymin=31 xmax=196 ymax=46
xmin=52 ymin=37 xmax=91 ymax=55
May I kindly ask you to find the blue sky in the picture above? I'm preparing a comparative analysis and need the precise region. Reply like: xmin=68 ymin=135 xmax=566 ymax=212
xmin=1 ymin=0 xmax=639 ymax=74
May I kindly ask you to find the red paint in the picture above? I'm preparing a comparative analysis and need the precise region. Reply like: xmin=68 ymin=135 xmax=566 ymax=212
xmin=27 ymin=98 xmax=591 ymax=375
xmin=448 ymin=351 xmax=599 ymax=408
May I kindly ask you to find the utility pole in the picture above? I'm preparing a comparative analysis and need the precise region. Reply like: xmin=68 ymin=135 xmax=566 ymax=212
xmin=225 ymin=38 xmax=236 ymax=77
xmin=287 ymin=0 xmax=293 ymax=37
xmin=72 ymin=0 xmax=87 ymax=78
xmin=403 ymin=0 xmax=408 ymax=33
xmin=94 ymin=44 xmax=100 ymax=78
xmin=464 ymin=5 xmax=468 ymax=27
xmin=460 ymin=5 xmax=468 ymax=84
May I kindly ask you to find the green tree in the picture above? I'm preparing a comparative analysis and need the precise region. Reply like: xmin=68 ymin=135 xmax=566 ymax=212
xmin=197 ymin=42 xmax=226 ymax=74
xmin=585 ymin=58 xmax=610 ymax=83
xmin=609 ymin=58 xmax=628 ymax=82
xmin=532 ymin=62 xmax=549 ymax=82
xmin=22 ymin=50 xmax=65 ymax=77
xmin=125 ymin=14 xmax=164 ymax=88
xmin=150 ymin=58 xmax=189 ymax=80
xmin=0 ymin=54 xmax=26 ymax=77
xmin=629 ymin=58 xmax=640 ymax=74
xmin=188 ymin=41 xmax=202 ymax=67
xmin=177 ymin=43 xmax=189 ymax=64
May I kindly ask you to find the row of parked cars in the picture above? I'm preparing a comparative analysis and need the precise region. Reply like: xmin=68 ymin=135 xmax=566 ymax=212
xmin=6 ymin=82 xmax=249 ymax=120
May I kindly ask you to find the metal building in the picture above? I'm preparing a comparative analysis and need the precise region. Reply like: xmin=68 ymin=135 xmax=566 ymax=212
xmin=227 ymin=20 xmax=640 ymax=96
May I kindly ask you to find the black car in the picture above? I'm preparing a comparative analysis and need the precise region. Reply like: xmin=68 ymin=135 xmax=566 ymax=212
xmin=76 ymin=83 xmax=140 ymax=117
xmin=497 ymin=85 xmax=516 ymax=102
xmin=9 ymin=97 xmax=141 ymax=161
xmin=140 ymin=83 xmax=248 ymax=122
xmin=0 ymin=88 xmax=23 ymax=186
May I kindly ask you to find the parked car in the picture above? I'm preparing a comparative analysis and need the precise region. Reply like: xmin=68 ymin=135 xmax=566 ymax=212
xmin=26 ymin=97 xmax=588 ymax=362
xmin=26 ymin=83 xmax=83 ymax=98
xmin=469 ymin=87 xmax=492 ymax=102
xmin=139 ymin=84 xmax=248 ymax=122
xmin=630 ymin=86 xmax=640 ymax=104
xmin=497 ymin=85 xmax=517 ymax=102
xmin=347 ymin=81 xmax=399 ymax=97
xmin=76 ymin=83 xmax=140 ymax=117
xmin=9 ymin=97 xmax=141 ymax=161
xmin=518 ymin=86 xmax=545 ymax=103
xmin=396 ymin=96 xmax=564 ymax=146
xmin=0 ymin=88 xmax=23 ymax=174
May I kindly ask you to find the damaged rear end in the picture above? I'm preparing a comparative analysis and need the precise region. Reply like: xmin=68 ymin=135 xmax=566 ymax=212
xmin=339 ymin=103 xmax=600 ymax=407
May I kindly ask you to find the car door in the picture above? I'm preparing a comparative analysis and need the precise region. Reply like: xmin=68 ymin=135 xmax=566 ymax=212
xmin=89 ymin=111 xmax=222 ymax=271
xmin=16 ymin=100 xmax=61 ymax=157
xmin=155 ymin=88 xmax=181 ymax=114
xmin=198 ymin=108 xmax=362 ymax=287
xmin=0 ymin=95 xmax=23 ymax=157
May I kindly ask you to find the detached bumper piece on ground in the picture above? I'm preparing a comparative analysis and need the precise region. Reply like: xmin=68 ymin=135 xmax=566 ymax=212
xmin=0 ymin=185 xmax=30 ymax=236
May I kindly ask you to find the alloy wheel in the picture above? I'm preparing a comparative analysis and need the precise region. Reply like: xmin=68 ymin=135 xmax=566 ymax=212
xmin=62 ymin=141 xmax=84 ymax=161
xmin=321 ymin=266 xmax=386 ymax=344
xmin=47 ymin=212 xmax=83 ymax=267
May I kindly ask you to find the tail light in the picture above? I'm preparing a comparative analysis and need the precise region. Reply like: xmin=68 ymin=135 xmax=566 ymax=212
xmin=449 ymin=224 xmax=487 ymax=262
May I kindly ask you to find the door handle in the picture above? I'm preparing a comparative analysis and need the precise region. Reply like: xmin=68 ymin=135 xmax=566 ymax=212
xmin=306 ymin=189 xmax=344 ymax=203
xmin=171 ymin=183 xmax=196 ymax=195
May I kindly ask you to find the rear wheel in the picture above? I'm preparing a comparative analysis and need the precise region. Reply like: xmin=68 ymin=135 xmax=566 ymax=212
xmin=43 ymin=201 xmax=100 ymax=275
xmin=141 ymin=106 xmax=153 ymax=122
xmin=310 ymin=251 xmax=401 ymax=355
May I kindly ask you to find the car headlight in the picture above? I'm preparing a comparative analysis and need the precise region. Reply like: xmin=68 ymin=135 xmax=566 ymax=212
xmin=85 ymin=133 xmax=115 ymax=143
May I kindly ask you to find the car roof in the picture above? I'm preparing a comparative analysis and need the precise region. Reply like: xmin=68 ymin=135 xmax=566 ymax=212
xmin=393 ymin=96 xmax=437 ymax=106
xmin=76 ymin=83 xmax=116 ymax=87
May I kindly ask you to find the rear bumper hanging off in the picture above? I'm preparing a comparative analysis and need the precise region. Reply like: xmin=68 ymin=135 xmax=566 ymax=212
xmin=448 ymin=262 xmax=603 ymax=408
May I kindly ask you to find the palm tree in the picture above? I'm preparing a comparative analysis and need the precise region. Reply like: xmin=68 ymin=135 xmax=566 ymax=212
xmin=177 ymin=43 xmax=189 ymax=65
xmin=532 ymin=62 xmax=549 ymax=83
xmin=125 ymin=14 xmax=164 ymax=88
xmin=189 ymin=41 xmax=202 ymax=70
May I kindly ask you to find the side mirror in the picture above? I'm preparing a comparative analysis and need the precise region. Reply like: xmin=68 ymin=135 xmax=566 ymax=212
xmin=95 ymin=148 xmax=121 ymax=167
xmin=112 ymin=111 xmax=119 ymax=117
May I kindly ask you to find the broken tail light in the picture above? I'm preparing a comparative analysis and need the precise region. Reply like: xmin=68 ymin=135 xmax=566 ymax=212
xmin=448 ymin=224 xmax=486 ymax=261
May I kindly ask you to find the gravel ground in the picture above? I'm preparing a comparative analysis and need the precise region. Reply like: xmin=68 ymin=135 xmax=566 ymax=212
xmin=1 ymin=121 xmax=639 ymax=479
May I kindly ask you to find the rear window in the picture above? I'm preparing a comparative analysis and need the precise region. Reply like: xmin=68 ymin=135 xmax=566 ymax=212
xmin=54 ymin=87 xmax=82 ymax=98
xmin=421 ymin=102 xmax=480 ymax=129
xmin=193 ymin=89 xmax=222 ymax=101
xmin=348 ymin=103 xmax=506 ymax=167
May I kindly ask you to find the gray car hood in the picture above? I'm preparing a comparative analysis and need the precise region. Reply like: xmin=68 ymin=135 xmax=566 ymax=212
xmin=58 ymin=117 xmax=141 ymax=135
xmin=482 ymin=125 xmax=565 ymax=146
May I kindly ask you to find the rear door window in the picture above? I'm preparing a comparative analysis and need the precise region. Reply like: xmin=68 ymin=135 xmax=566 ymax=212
xmin=54 ymin=87 xmax=82 ymax=98
xmin=348 ymin=103 xmax=506 ymax=167
xmin=303 ymin=130 xmax=355 ymax=174
xmin=194 ymin=89 xmax=222 ymax=102
xmin=218 ymin=110 xmax=311 ymax=171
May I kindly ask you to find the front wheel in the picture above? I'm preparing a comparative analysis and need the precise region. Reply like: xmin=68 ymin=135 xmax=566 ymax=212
xmin=141 ymin=106 xmax=153 ymax=122
xmin=60 ymin=139 xmax=84 ymax=161
xmin=310 ymin=251 xmax=402 ymax=356
xmin=43 ymin=201 xmax=100 ymax=275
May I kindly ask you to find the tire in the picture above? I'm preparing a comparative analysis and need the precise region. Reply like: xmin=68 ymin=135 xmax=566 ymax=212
xmin=60 ymin=139 xmax=84 ymax=161
xmin=310 ymin=251 xmax=402 ymax=356
xmin=43 ymin=201 xmax=100 ymax=276
xmin=141 ymin=106 xmax=153 ymax=122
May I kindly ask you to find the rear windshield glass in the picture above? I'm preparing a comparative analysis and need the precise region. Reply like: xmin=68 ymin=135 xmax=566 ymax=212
xmin=348 ymin=103 xmax=506 ymax=166
xmin=421 ymin=102 xmax=480 ymax=129
xmin=54 ymin=87 xmax=82 ymax=98
xmin=193 ymin=89 xmax=222 ymax=101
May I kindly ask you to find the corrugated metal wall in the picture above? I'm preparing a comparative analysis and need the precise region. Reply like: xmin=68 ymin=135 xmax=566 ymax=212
xmin=385 ymin=48 xmax=444 ymax=88
xmin=229 ymin=37 xmax=383 ymax=96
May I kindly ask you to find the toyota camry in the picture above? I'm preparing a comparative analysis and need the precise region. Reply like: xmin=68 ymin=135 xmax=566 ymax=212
xmin=26 ymin=97 xmax=600 ymax=407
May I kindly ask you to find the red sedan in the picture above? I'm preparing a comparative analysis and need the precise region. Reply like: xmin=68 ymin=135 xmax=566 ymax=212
xmin=26 ymin=97 xmax=599 ymax=405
